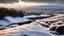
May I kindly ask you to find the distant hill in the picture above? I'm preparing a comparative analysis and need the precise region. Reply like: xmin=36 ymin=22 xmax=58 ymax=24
xmin=22 ymin=5 xmax=64 ymax=15
xmin=22 ymin=5 xmax=64 ymax=11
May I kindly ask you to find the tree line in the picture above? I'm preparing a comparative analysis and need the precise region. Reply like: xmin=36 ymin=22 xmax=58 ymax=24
xmin=0 ymin=7 xmax=24 ymax=19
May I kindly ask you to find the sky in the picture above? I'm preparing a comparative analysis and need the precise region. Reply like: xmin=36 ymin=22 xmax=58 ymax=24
xmin=0 ymin=0 xmax=64 ymax=8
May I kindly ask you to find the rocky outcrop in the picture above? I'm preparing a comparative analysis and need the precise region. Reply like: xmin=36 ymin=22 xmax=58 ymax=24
xmin=56 ymin=25 xmax=64 ymax=34
xmin=49 ymin=24 xmax=57 ymax=31
xmin=50 ymin=24 xmax=64 ymax=34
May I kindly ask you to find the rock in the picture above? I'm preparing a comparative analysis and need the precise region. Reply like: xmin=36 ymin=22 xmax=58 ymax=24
xmin=49 ymin=24 xmax=57 ymax=31
xmin=7 ymin=24 xmax=19 ymax=28
xmin=44 ymin=24 xmax=49 ymax=27
xmin=24 ymin=35 xmax=27 ymax=36
xmin=45 ymin=21 xmax=49 ymax=23
xmin=0 ymin=25 xmax=5 ymax=30
xmin=56 ymin=25 xmax=64 ymax=34
xmin=0 ymin=28 xmax=5 ymax=30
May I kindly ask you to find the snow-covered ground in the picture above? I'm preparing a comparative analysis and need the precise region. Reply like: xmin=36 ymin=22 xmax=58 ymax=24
xmin=23 ymin=15 xmax=51 ymax=19
xmin=0 ymin=14 xmax=64 ymax=36
xmin=0 ymin=16 xmax=31 ymax=29
xmin=0 ymin=22 xmax=58 ymax=36
xmin=23 ymin=15 xmax=38 ymax=19
xmin=40 ymin=14 xmax=51 ymax=17
xmin=4 ymin=16 xmax=30 ymax=23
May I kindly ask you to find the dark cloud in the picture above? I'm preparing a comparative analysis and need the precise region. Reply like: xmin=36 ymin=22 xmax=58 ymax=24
xmin=22 ymin=0 xmax=56 ymax=2
xmin=0 ymin=0 xmax=64 ymax=3
xmin=0 ymin=0 xmax=18 ymax=3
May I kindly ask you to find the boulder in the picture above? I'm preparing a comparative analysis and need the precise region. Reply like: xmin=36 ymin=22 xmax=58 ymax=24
xmin=56 ymin=25 xmax=64 ymax=34
xmin=0 ymin=25 xmax=5 ymax=30
xmin=7 ymin=24 xmax=19 ymax=28
xmin=49 ymin=24 xmax=57 ymax=31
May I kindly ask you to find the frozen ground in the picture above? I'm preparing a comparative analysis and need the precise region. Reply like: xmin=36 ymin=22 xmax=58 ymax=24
xmin=4 ymin=16 xmax=30 ymax=23
xmin=23 ymin=15 xmax=50 ymax=19
xmin=0 ymin=22 xmax=58 ymax=36
xmin=0 ymin=16 xmax=31 ymax=29
xmin=0 ymin=14 xmax=64 ymax=36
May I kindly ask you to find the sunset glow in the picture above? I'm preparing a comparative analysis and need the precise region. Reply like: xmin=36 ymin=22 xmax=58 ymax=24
xmin=0 ymin=0 xmax=52 ymax=8
xmin=0 ymin=0 xmax=63 ymax=8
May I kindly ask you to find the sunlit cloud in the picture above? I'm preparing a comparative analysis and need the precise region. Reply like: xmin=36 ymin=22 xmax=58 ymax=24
xmin=0 ymin=0 xmax=51 ymax=8
xmin=0 ymin=0 xmax=64 ymax=8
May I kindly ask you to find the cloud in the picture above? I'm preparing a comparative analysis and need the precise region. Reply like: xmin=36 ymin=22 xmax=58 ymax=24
xmin=0 ymin=0 xmax=64 ymax=8
xmin=0 ymin=0 xmax=64 ymax=5
xmin=21 ymin=0 xmax=64 ymax=5
xmin=22 ymin=0 xmax=64 ymax=2
xmin=22 ymin=0 xmax=56 ymax=2
xmin=21 ymin=0 xmax=64 ymax=3
xmin=0 ymin=0 xmax=64 ymax=3
xmin=0 ymin=0 xmax=18 ymax=3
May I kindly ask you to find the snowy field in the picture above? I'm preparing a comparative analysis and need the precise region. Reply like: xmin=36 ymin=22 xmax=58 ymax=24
xmin=0 ymin=22 xmax=58 ymax=36
xmin=0 ymin=16 xmax=31 ymax=29
xmin=0 ymin=14 xmax=64 ymax=36
xmin=23 ymin=15 xmax=51 ymax=19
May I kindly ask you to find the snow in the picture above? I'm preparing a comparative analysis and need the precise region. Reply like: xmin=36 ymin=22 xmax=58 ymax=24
xmin=0 ymin=22 xmax=57 ymax=36
xmin=15 ymin=17 xmax=30 ymax=22
xmin=4 ymin=16 xmax=30 ymax=23
xmin=0 ymin=15 xmax=64 ymax=36
xmin=4 ymin=16 xmax=17 ymax=23
xmin=40 ymin=14 xmax=51 ymax=17
xmin=0 ymin=20 xmax=10 ymax=27
xmin=23 ymin=15 xmax=38 ymax=19
xmin=23 ymin=15 xmax=50 ymax=19
xmin=0 ymin=16 xmax=31 ymax=29
xmin=52 ymin=21 xmax=64 ymax=26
